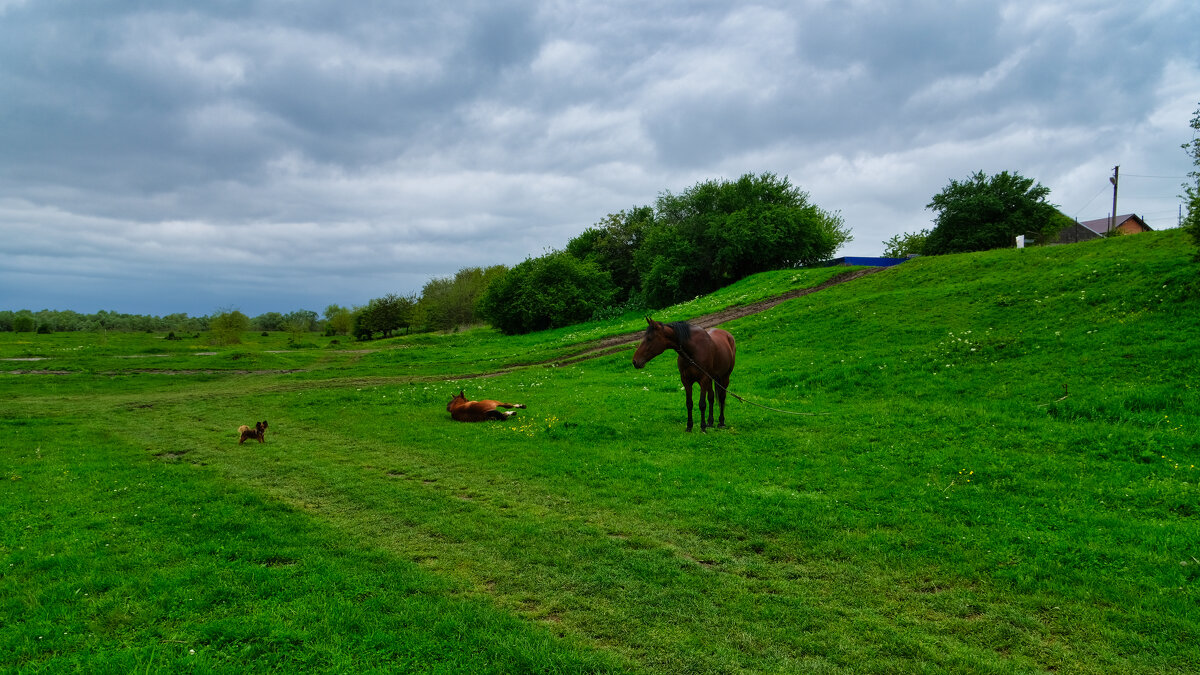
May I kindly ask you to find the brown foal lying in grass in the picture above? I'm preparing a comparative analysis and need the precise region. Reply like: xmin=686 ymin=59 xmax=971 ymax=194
xmin=446 ymin=390 xmax=525 ymax=422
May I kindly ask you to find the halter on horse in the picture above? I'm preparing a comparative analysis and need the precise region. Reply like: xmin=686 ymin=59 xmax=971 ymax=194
xmin=633 ymin=318 xmax=736 ymax=432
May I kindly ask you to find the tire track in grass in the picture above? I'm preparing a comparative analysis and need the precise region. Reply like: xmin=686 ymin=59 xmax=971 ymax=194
xmin=548 ymin=267 xmax=890 ymax=366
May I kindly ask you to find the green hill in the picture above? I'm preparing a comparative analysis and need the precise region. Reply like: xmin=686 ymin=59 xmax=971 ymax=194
xmin=3 ymin=229 xmax=1198 ymax=673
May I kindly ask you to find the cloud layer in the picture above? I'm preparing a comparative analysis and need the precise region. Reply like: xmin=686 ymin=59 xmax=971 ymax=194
xmin=2 ymin=0 xmax=1197 ymax=316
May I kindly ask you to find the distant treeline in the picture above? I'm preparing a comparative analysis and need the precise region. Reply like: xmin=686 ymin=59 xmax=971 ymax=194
xmin=4 ymin=172 xmax=851 ymax=338
xmin=0 ymin=308 xmax=327 ymax=335
xmin=1 ymin=309 xmax=209 ymax=334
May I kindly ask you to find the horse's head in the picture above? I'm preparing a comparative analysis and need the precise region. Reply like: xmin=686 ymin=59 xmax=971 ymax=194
xmin=633 ymin=317 xmax=675 ymax=369
xmin=446 ymin=390 xmax=467 ymax=411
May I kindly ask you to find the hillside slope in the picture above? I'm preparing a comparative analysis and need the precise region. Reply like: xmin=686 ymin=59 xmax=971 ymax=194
xmin=725 ymin=228 xmax=1198 ymax=420
xmin=4 ymin=229 xmax=1198 ymax=674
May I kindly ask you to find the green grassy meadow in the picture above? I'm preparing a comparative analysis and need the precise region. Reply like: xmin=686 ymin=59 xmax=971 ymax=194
xmin=3 ymin=230 xmax=1198 ymax=673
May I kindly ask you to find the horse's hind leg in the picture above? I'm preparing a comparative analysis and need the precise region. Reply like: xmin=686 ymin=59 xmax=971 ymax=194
xmin=701 ymin=381 xmax=715 ymax=431
xmin=716 ymin=378 xmax=729 ymax=427
xmin=496 ymin=402 xmax=526 ymax=409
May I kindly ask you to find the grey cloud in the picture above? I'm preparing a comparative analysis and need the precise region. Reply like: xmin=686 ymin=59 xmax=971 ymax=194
xmin=1 ymin=0 xmax=1197 ymax=316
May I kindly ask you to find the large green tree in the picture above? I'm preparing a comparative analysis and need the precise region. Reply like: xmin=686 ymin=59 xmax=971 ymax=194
xmin=1182 ymin=102 xmax=1200 ymax=252
xmin=924 ymin=170 xmax=1064 ymax=254
xmin=634 ymin=172 xmax=850 ymax=308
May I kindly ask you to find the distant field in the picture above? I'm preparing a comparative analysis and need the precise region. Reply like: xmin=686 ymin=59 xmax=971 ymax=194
xmin=3 ymin=230 xmax=1198 ymax=673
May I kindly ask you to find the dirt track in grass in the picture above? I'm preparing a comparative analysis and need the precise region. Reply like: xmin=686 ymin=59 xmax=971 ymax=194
xmin=550 ymin=266 xmax=889 ymax=366
xmin=5 ymin=267 xmax=889 ymax=377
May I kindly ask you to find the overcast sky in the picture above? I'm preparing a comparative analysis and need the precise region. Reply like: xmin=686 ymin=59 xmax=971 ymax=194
xmin=2 ymin=0 xmax=1197 ymax=317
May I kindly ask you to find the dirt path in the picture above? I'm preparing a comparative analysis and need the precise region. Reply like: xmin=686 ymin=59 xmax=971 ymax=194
xmin=6 ymin=267 xmax=888 ymax=377
xmin=552 ymin=266 xmax=888 ymax=365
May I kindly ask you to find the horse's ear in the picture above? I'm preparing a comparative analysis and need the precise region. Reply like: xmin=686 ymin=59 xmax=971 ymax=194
xmin=645 ymin=316 xmax=655 ymax=326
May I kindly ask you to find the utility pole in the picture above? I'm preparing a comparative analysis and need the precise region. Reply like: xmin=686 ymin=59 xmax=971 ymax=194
xmin=1108 ymin=165 xmax=1119 ymax=233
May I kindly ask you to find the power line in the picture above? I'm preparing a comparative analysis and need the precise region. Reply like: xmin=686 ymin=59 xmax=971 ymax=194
xmin=1072 ymin=184 xmax=1110 ymax=219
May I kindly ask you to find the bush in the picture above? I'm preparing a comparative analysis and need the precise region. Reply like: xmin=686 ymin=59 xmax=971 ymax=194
xmin=479 ymin=251 xmax=617 ymax=335
xmin=210 ymin=310 xmax=250 ymax=346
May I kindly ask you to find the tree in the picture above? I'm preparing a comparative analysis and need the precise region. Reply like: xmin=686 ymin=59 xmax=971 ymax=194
xmin=253 ymin=312 xmax=284 ymax=332
xmin=351 ymin=307 xmax=374 ymax=341
xmin=209 ymin=309 xmax=250 ymax=345
xmin=324 ymin=304 xmax=353 ymax=336
xmin=924 ymin=170 xmax=1064 ymax=254
xmin=417 ymin=266 xmax=506 ymax=332
xmin=12 ymin=312 xmax=35 ymax=333
xmin=281 ymin=310 xmax=318 ymax=332
xmin=354 ymin=293 xmax=416 ymax=340
xmin=1182 ymin=101 xmax=1200 ymax=252
xmin=634 ymin=173 xmax=850 ymax=308
xmin=478 ymin=251 xmax=617 ymax=335
xmin=281 ymin=310 xmax=317 ymax=343
xmin=882 ymin=229 xmax=930 ymax=258
xmin=565 ymin=206 xmax=655 ymax=304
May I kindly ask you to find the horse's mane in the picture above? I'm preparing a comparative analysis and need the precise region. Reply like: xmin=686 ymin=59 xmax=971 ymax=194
xmin=663 ymin=321 xmax=692 ymax=346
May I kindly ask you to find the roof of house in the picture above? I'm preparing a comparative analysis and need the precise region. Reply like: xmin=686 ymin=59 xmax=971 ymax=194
xmin=822 ymin=256 xmax=909 ymax=268
xmin=1076 ymin=213 xmax=1150 ymax=235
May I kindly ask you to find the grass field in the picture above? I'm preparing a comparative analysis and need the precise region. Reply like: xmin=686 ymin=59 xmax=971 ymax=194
xmin=3 ymin=229 xmax=1198 ymax=673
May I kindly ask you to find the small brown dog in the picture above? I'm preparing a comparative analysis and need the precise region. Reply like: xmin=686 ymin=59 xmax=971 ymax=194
xmin=238 ymin=420 xmax=268 ymax=444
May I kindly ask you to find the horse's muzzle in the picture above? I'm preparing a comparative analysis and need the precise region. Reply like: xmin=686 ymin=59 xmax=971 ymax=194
xmin=632 ymin=358 xmax=645 ymax=369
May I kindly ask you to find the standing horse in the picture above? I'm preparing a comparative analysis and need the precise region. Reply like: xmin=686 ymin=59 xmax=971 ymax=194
xmin=446 ymin=390 xmax=526 ymax=422
xmin=633 ymin=318 xmax=736 ymax=432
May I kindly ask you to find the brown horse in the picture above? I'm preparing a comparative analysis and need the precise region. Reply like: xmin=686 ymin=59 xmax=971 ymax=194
xmin=238 ymin=420 xmax=268 ymax=444
xmin=633 ymin=318 xmax=736 ymax=432
xmin=446 ymin=390 xmax=526 ymax=422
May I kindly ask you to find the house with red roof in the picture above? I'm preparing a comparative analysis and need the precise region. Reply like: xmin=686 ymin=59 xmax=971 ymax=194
xmin=1055 ymin=214 xmax=1151 ymax=244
